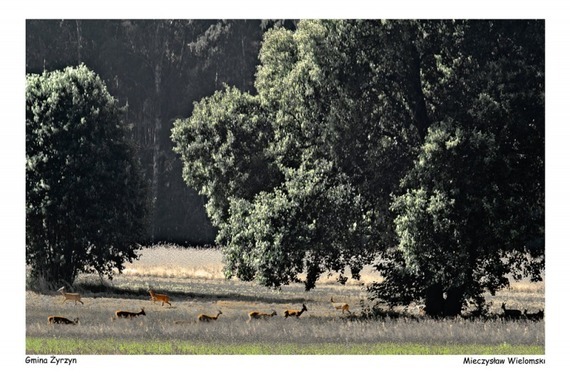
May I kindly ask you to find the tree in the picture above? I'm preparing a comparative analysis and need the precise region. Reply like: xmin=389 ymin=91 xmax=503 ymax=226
xmin=26 ymin=64 xmax=148 ymax=287
xmin=370 ymin=121 xmax=543 ymax=316
xmin=369 ymin=20 xmax=545 ymax=316
xmin=173 ymin=20 xmax=544 ymax=312
xmin=173 ymin=21 xmax=391 ymax=290
xmin=218 ymin=159 xmax=371 ymax=290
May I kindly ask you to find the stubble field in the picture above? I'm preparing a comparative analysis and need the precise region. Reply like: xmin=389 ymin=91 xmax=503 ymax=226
xmin=25 ymin=245 xmax=545 ymax=355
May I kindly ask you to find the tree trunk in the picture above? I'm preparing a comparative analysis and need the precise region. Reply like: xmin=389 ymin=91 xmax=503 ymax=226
xmin=424 ymin=283 xmax=465 ymax=317
xmin=424 ymin=283 xmax=444 ymax=317
xmin=443 ymin=286 xmax=464 ymax=317
xmin=75 ymin=20 xmax=83 ymax=64
xmin=151 ymin=60 xmax=163 ymax=241
xmin=408 ymin=41 xmax=430 ymax=142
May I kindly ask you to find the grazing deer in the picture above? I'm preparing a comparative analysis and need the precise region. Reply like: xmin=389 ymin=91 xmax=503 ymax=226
xmin=48 ymin=316 xmax=78 ymax=325
xmin=501 ymin=302 xmax=522 ymax=319
xmin=284 ymin=304 xmax=308 ymax=318
xmin=524 ymin=309 xmax=544 ymax=321
xmin=330 ymin=297 xmax=351 ymax=314
xmin=248 ymin=310 xmax=277 ymax=322
xmin=57 ymin=286 xmax=83 ymax=305
xmin=197 ymin=310 xmax=222 ymax=322
xmin=114 ymin=308 xmax=146 ymax=319
xmin=149 ymin=289 xmax=171 ymax=307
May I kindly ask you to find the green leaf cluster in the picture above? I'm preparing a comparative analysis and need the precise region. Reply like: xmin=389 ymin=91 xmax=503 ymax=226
xmin=26 ymin=64 xmax=148 ymax=286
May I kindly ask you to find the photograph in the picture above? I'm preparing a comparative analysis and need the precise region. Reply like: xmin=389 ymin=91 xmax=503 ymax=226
xmin=4 ymin=0 xmax=568 ymax=378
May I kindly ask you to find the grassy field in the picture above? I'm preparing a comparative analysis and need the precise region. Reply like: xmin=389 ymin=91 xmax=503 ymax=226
xmin=26 ymin=337 xmax=543 ymax=355
xmin=26 ymin=245 xmax=545 ymax=355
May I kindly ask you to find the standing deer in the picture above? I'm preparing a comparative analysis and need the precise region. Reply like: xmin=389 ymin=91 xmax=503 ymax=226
xmin=57 ymin=287 xmax=83 ymax=305
xmin=284 ymin=304 xmax=308 ymax=318
xmin=501 ymin=302 xmax=522 ymax=319
xmin=524 ymin=309 xmax=544 ymax=321
xmin=149 ymin=289 xmax=171 ymax=307
xmin=330 ymin=297 xmax=351 ymax=314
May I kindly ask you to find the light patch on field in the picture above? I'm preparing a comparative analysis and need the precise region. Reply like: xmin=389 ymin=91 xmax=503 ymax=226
xmin=508 ymin=280 xmax=545 ymax=293
xmin=123 ymin=245 xmax=383 ymax=285
xmin=122 ymin=245 xmax=226 ymax=280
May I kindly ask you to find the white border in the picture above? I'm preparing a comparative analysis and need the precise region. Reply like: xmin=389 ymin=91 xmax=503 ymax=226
xmin=3 ymin=1 xmax=569 ymax=378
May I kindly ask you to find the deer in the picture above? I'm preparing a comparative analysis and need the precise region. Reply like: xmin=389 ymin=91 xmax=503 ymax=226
xmin=149 ymin=289 xmax=171 ymax=307
xmin=48 ymin=316 xmax=78 ymax=325
xmin=524 ymin=309 xmax=544 ymax=321
xmin=501 ymin=302 xmax=522 ymax=319
xmin=417 ymin=304 xmax=426 ymax=316
xmin=197 ymin=310 xmax=222 ymax=322
xmin=330 ymin=297 xmax=351 ymax=314
xmin=248 ymin=310 xmax=277 ymax=322
xmin=284 ymin=304 xmax=308 ymax=318
xmin=57 ymin=286 xmax=83 ymax=305
xmin=114 ymin=308 xmax=146 ymax=319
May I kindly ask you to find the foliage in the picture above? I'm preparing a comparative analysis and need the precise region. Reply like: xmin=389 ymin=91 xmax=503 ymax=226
xmin=172 ymin=20 xmax=544 ymax=314
xmin=26 ymin=64 xmax=148 ymax=287
xmin=373 ymin=122 xmax=540 ymax=315
xmin=370 ymin=20 xmax=544 ymax=316
xmin=218 ymin=160 xmax=371 ymax=289
xmin=172 ymin=86 xmax=282 ymax=227
xmin=173 ymin=20 xmax=421 ymax=290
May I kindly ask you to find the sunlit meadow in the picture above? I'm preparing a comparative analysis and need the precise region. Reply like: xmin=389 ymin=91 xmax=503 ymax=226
xmin=26 ymin=245 xmax=544 ymax=354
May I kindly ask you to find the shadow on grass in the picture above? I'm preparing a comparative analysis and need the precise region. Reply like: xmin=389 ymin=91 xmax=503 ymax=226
xmin=67 ymin=283 xmax=311 ymax=305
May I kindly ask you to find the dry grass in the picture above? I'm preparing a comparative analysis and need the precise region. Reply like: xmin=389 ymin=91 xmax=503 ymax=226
xmin=121 ymin=245 xmax=225 ymax=280
xmin=26 ymin=290 xmax=544 ymax=347
xmin=26 ymin=245 xmax=545 ymax=352
xmin=120 ymin=245 xmax=383 ymax=285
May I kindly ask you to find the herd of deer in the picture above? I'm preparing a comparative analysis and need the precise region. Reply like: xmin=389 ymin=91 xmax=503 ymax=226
xmin=47 ymin=288 xmax=352 ymax=325
xmin=501 ymin=302 xmax=544 ymax=321
xmin=46 ymin=287 xmax=543 ymax=325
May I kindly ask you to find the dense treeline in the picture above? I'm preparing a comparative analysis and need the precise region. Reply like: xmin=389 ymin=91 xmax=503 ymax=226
xmin=26 ymin=19 xmax=294 ymax=245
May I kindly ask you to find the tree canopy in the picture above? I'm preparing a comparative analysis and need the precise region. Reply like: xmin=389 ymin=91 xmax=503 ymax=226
xmin=172 ymin=19 xmax=544 ymax=315
xmin=26 ymin=64 xmax=148 ymax=287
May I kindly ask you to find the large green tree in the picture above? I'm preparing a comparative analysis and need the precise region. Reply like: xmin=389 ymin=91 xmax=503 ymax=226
xmin=372 ymin=121 xmax=543 ymax=316
xmin=369 ymin=20 xmax=544 ymax=316
xmin=26 ymin=64 xmax=148 ymax=287
xmin=172 ymin=20 xmax=544 ymax=313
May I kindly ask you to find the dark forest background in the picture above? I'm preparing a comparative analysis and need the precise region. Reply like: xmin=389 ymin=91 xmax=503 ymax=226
xmin=26 ymin=20 xmax=296 ymax=245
